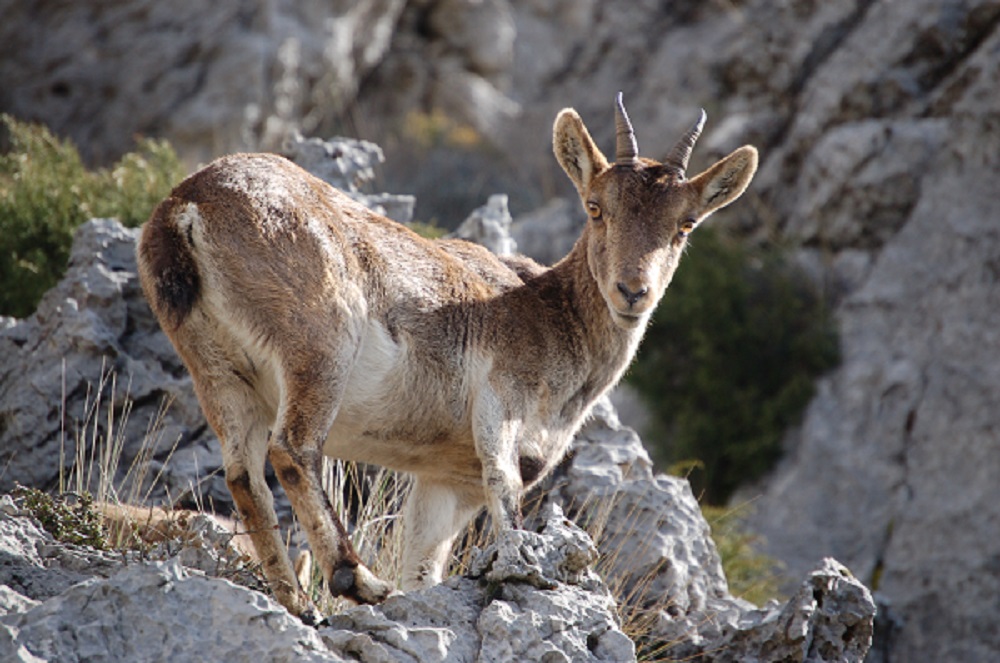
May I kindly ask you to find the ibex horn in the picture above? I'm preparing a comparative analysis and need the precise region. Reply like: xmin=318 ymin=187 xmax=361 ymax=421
xmin=615 ymin=92 xmax=638 ymax=164
xmin=664 ymin=109 xmax=707 ymax=177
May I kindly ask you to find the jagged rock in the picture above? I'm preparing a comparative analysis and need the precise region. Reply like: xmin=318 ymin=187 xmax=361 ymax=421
xmin=541 ymin=400 xmax=730 ymax=619
xmin=282 ymin=133 xmax=416 ymax=225
xmin=0 ymin=218 xmax=217 ymax=504
xmin=320 ymin=506 xmax=634 ymax=662
xmin=448 ymin=194 xmax=517 ymax=256
xmin=730 ymin=4 xmax=1000 ymax=662
xmin=535 ymin=401 xmax=877 ymax=661
xmin=0 ymin=500 xmax=633 ymax=662
xmin=0 ymin=0 xmax=410 ymax=165
xmin=0 ymin=559 xmax=343 ymax=663
xmin=0 ymin=500 xmax=133 ymax=603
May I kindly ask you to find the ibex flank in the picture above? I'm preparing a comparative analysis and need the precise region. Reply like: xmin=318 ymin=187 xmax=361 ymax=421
xmin=137 ymin=95 xmax=758 ymax=619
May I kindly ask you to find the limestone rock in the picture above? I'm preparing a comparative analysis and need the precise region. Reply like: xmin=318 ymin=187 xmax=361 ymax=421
xmin=0 ymin=0 xmax=409 ymax=166
xmin=0 ymin=219 xmax=205 ymax=500
xmin=533 ymin=401 xmax=876 ymax=661
xmin=727 ymin=4 xmax=1000 ymax=661
xmin=510 ymin=197 xmax=583 ymax=266
xmin=0 ymin=559 xmax=343 ymax=663
xmin=321 ymin=507 xmax=635 ymax=663
xmin=448 ymin=194 xmax=517 ymax=256
xmin=0 ymin=218 xmax=218 ymax=505
xmin=282 ymin=133 xmax=416 ymax=225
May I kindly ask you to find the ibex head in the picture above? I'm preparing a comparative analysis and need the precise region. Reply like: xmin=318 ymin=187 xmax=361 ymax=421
xmin=554 ymin=93 xmax=758 ymax=329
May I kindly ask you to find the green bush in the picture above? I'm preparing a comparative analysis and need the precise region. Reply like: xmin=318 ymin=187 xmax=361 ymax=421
xmin=628 ymin=228 xmax=839 ymax=505
xmin=13 ymin=484 xmax=108 ymax=550
xmin=0 ymin=115 xmax=185 ymax=318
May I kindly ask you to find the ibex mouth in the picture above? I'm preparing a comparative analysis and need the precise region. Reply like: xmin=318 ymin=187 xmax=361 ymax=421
xmin=612 ymin=310 xmax=646 ymax=330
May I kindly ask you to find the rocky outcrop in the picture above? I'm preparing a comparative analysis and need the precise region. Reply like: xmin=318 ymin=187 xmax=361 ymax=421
xmin=0 ymin=428 xmax=874 ymax=662
xmin=0 ymin=499 xmax=634 ymax=662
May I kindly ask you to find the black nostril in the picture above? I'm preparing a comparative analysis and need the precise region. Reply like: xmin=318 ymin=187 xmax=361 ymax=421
xmin=617 ymin=282 xmax=649 ymax=306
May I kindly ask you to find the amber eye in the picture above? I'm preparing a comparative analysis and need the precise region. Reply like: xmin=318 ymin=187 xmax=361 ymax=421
xmin=678 ymin=218 xmax=696 ymax=237
xmin=586 ymin=201 xmax=602 ymax=220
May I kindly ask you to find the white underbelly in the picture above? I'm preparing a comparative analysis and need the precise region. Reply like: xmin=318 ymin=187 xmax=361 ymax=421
xmin=321 ymin=320 xmax=477 ymax=476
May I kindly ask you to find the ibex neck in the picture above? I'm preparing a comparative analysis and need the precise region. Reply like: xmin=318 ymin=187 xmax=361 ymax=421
xmin=550 ymin=232 xmax=646 ymax=391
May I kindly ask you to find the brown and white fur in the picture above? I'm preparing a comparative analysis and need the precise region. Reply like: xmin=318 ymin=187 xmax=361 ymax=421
xmin=137 ymin=95 xmax=758 ymax=619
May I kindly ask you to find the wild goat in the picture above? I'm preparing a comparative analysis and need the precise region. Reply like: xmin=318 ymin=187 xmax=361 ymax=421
xmin=137 ymin=95 xmax=757 ymax=619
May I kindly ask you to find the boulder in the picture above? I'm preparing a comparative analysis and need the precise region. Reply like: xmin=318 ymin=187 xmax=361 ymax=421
xmin=0 ymin=559 xmax=343 ymax=663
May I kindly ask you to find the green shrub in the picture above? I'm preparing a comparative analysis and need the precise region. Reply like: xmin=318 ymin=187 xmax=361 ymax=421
xmin=13 ymin=484 xmax=108 ymax=550
xmin=0 ymin=115 xmax=185 ymax=318
xmin=628 ymin=228 xmax=839 ymax=505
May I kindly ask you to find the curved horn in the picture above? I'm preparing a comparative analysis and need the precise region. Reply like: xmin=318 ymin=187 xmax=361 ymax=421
xmin=614 ymin=92 xmax=638 ymax=164
xmin=664 ymin=108 xmax=707 ymax=177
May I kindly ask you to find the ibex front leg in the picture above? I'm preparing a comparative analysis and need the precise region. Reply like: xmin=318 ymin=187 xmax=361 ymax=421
xmin=473 ymin=387 xmax=525 ymax=533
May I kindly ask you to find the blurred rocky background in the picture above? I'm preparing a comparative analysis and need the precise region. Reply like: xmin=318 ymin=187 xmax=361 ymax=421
xmin=2 ymin=1 xmax=999 ymax=661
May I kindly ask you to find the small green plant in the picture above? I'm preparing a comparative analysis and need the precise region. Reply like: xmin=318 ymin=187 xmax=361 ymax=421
xmin=0 ymin=115 xmax=185 ymax=317
xmin=14 ymin=484 xmax=108 ymax=550
xmin=628 ymin=228 xmax=839 ymax=505
xmin=406 ymin=220 xmax=447 ymax=239
xmin=703 ymin=503 xmax=783 ymax=607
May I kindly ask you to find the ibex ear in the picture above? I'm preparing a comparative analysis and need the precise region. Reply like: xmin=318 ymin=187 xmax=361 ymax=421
xmin=553 ymin=109 xmax=610 ymax=195
xmin=688 ymin=145 xmax=758 ymax=217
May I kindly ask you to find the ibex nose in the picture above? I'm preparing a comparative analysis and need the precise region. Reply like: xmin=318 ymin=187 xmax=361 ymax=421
xmin=617 ymin=282 xmax=649 ymax=307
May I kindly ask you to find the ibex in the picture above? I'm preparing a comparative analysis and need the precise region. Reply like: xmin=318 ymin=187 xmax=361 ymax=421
xmin=137 ymin=95 xmax=757 ymax=619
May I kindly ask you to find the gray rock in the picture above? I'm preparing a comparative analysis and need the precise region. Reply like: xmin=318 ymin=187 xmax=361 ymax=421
xmin=681 ymin=558 xmax=876 ymax=663
xmin=535 ymin=401 xmax=876 ymax=661
xmin=0 ymin=219 xmax=217 ymax=505
xmin=0 ymin=0 xmax=409 ymax=165
xmin=282 ymin=133 xmax=416 ymax=225
xmin=0 ymin=559 xmax=343 ymax=663
xmin=320 ymin=506 xmax=635 ymax=663
xmin=0 ymin=501 xmax=132 ymax=602
xmin=449 ymin=194 xmax=518 ymax=256
xmin=541 ymin=400 xmax=730 ymax=617
xmin=510 ymin=198 xmax=583 ymax=266
xmin=743 ymin=109 xmax=1000 ymax=662
xmin=730 ymin=3 xmax=1000 ymax=661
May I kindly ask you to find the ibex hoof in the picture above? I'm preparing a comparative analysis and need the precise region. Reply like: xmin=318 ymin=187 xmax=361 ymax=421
xmin=330 ymin=563 xmax=395 ymax=605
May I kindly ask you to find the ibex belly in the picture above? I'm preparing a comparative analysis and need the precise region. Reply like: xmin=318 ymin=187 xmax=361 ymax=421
xmin=323 ymin=319 xmax=482 ymax=482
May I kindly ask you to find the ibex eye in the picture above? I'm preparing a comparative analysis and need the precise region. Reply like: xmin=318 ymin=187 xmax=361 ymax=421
xmin=586 ymin=202 xmax=602 ymax=219
xmin=679 ymin=219 xmax=696 ymax=236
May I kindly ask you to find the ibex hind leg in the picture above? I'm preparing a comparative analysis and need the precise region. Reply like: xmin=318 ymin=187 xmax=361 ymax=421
xmin=267 ymin=348 xmax=394 ymax=605
xmin=172 ymin=326 xmax=315 ymax=617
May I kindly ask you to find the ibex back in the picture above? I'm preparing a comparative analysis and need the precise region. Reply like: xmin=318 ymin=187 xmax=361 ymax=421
xmin=137 ymin=95 xmax=757 ymax=619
